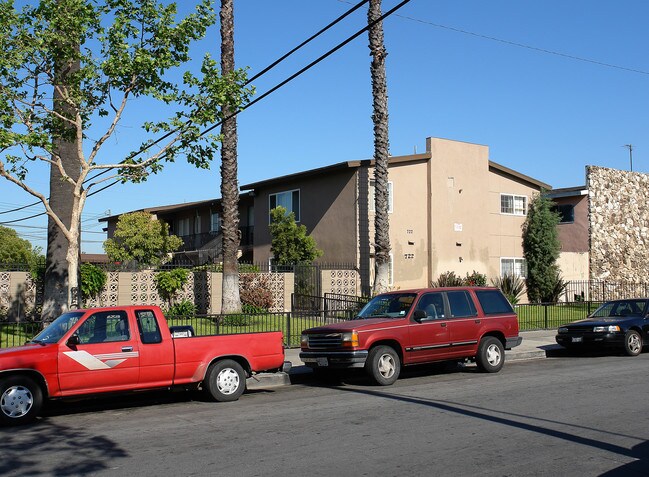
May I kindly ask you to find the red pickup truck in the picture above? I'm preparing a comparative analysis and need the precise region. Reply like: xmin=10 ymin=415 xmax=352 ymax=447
xmin=0 ymin=306 xmax=287 ymax=425
xmin=300 ymin=287 xmax=522 ymax=385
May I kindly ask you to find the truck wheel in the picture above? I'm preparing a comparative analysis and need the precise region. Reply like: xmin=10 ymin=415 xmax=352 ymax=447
xmin=624 ymin=330 xmax=642 ymax=356
xmin=365 ymin=345 xmax=400 ymax=386
xmin=204 ymin=360 xmax=246 ymax=402
xmin=0 ymin=376 xmax=43 ymax=426
xmin=476 ymin=337 xmax=505 ymax=373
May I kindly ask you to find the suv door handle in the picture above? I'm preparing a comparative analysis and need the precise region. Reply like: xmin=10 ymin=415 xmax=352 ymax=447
xmin=122 ymin=346 xmax=133 ymax=352
xmin=474 ymin=320 xmax=481 ymax=324
xmin=440 ymin=323 xmax=447 ymax=327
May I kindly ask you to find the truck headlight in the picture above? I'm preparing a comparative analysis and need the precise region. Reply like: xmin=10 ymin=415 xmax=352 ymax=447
xmin=341 ymin=331 xmax=359 ymax=347
xmin=593 ymin=325 xmax=621 ymax=332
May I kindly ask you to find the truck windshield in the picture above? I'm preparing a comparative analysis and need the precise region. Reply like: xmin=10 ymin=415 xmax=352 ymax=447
xmin=31 ymin=311 xmax=85 ymax=344
xmin=355 ymin=293 xmax=416 ymax=319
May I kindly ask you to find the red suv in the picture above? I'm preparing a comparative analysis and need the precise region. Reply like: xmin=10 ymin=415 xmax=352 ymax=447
xmin=300 ymin=287 xmax=521 ymax=385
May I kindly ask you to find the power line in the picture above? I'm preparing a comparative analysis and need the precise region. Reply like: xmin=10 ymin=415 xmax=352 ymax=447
xmin=0 ymin=0 xmax=372 ymax=218
xmin=336 ymin=0 xmax=649 ymax=76
xmin=1 ymin=0 xmax=412 ymax=225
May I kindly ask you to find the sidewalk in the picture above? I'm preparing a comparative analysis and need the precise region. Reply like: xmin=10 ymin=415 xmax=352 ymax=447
xmin=247 ymin=330 xmax=560 ymax=389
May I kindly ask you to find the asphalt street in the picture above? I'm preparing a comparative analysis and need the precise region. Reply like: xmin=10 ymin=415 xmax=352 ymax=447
xmin=2 ymin=351 xmax=648 ymax=477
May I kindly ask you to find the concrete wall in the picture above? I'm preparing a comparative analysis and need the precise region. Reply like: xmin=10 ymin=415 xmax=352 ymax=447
xmin=588 ymin=166 xmax=649 ymax=281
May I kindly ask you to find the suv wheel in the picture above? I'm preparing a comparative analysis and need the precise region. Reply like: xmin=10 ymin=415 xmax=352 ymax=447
xmin=476 ymin=337 xmax=505 ymax=373
xmin=365 ymin=345 xmax=400 ymax=386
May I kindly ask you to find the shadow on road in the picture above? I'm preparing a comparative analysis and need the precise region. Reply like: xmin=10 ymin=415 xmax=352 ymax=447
xmin=0 ymin=421 xmax=128 ymax=475
xmin=332 ymin=386 xmax=649 ymax=475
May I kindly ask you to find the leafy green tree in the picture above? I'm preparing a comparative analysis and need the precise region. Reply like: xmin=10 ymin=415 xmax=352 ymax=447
xmin=522 ymin=192 xmax=562 ymax=302
xmin=0 ymin=226 xmax=44 ymax=280
xmin=103 ymin=212 xmax=183 ymax=266
xmin=269 ymin=207 xmax=323 ymax=265
xmin=0 ymin=226 xmax=34 ymax=264
xmin=0 ymin=0 xmax=252 ymax=318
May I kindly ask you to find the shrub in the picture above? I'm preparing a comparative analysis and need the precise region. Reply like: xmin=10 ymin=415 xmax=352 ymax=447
xmin=193 ymin=263 xmax=261 ymax=273
xmin=431 ymin=271 xmax=464 ymax=287
xmin=166 ymin=299 xmax=196 ymax=319
xmin=464 ymin=270 xmax=487 ymax=287
xmin=239 ymin=274 xmax=274 ymax=311
xmin=491 ymin=274 xmax=526 ymax=305
xmin=541 ymin=271 xmax=569 ymax=303
xmin=80 ymin=263 xmax=108 ymax=301
xmin=154 ymin=268 xmax=190 ymax=308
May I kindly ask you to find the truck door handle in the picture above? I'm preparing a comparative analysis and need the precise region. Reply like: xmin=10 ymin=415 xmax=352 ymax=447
xmin=122 ymin=346 xmax=133 ymax=352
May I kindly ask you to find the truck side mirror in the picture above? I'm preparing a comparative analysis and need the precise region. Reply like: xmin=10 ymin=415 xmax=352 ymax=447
xmin=67 ymin=334 xmax=81 ymax=347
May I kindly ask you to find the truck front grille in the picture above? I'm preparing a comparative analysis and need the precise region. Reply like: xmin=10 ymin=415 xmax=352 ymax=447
xmin=308 ymin=333 xmax=343 ymax=349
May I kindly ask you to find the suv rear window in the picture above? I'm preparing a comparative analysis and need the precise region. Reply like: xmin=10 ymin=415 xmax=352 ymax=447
xmin=475 ymin=290 xmax=514 ymax=315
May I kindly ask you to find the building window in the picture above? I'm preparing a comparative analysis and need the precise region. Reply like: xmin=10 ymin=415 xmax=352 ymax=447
xmin=369 ymin=180 xmax=393 ymax=213
xmin=552 ymin=204 xmax=575 ymax=224
xmin=500 ymin=194 xmax=527 ymax=216
xmin=210 ymin=212 xmax=221 ymax=233
xmin=269 ymin=189 xmax=300 ymax=222
xmin=500 ymin=258 xmax=527 ymax=278
xmin=177 ymin=217 xmax=190 ymax=236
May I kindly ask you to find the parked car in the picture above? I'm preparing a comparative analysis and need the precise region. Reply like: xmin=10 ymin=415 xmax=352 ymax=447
xmin=0 ymin=306 xmax=288 ymax=426
xmin=555 ymin=298 xmax=649 ymax=356
xmin=300 ymin=287 xmax=522 ymax=385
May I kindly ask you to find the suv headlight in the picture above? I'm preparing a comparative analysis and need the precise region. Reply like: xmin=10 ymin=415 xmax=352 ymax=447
xmin=593 ymin=325 xmax=621 ymax=333
xmin=341 ymin=331 xmax=359 ymax=347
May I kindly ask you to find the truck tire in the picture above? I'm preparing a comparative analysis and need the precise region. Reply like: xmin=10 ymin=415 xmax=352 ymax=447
xmin=476 ymin=336 xmax=505 ymax=373
xmin=0 ymin=376 xmax=43 ymax=426
xmin=365 ymin=345 xmax=400 ymax=386
xmin=204 ymin=360 xmax=246 ymax=402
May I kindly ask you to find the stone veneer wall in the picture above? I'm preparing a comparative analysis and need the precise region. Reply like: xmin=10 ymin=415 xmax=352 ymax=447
xmin=588 ymin=166 xmax=649 ymax=281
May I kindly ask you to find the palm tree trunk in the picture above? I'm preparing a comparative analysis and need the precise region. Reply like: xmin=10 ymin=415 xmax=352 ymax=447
xmin=368 ymin=0 xmax=391 ymax=294
xmin=220 ymin=0 xmax=241 ymax=313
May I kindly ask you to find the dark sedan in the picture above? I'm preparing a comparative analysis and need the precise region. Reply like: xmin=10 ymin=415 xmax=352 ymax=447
xmin=556 ymin=298 xmax=649 ymax=356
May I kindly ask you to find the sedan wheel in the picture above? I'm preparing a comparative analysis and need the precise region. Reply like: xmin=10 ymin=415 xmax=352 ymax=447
xmin=624 ymin=330 xmax=642 ymax=356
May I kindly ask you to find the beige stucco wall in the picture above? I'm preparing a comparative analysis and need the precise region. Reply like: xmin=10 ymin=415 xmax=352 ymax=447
xmin=557 ymin=251 xmax=590 ymax=281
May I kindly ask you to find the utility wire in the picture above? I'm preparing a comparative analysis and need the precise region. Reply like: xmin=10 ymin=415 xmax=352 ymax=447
xmin=1 ymin=0 xmax=411 ymax=225
xmin=337 ymin=0 xmax=649 ymax=76
xmin=0 ymin=0 xmax=371 ymax=217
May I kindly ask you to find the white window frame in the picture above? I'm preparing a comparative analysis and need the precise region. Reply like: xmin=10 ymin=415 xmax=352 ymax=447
xmin=269 ymin=189 xmax=300 ymax=222
xmin=177 ymin=217 xmax=190 ymax=237
xmin=369 ymin=180 xmax=393 ymax=213
xmin=500 ymin=257 xmax=527 ymax=278
xmin=500 ymin=193 xmax=527 ymax=216
xmin=210 ymin=211 xmax=221 ymax=233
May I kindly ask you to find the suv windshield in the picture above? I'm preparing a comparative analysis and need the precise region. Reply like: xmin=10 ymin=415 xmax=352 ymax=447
xmin=355 ymin=293 xmax=416 ymax=319
xmin=31 ymin=311 xmax=85 ymax=344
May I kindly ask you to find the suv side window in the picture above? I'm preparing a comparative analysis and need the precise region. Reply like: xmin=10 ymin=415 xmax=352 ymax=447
xmin=475 ymin=290 xmax=514 ymax=315
xmin=415 ymin=292 xmax=445 ymax=319
xmin=136 ymin=310 xmax=162 ymax=344
xmin=447 ymin=291 xmax=477 ymax=318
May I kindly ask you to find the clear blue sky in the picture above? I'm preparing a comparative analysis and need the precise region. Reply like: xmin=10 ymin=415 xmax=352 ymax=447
xmin=1 ymin=0 xmax=647 ymax=254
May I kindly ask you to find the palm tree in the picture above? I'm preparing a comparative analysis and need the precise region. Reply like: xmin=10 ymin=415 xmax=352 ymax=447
xmin=368 ymin=0 xmax=391 ymax=294
xmin=219 ymin=0 xmax=242 ymax=313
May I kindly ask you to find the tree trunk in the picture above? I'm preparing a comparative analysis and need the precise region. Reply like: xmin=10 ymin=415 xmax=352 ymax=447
xmin=368 ymin=0 xmax=391 ymax=295
xmin=219 ymin=0 xmax=241 ymax=314
xmin=42 ymin=50 xmax=81 ymax=321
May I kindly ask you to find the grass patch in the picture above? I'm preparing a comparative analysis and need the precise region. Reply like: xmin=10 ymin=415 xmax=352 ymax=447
xmin=516 ymin=302 xmax=603 ymax=331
